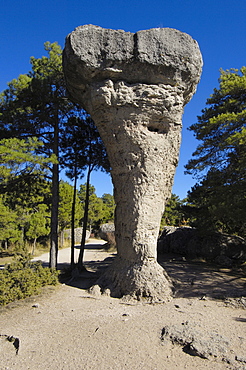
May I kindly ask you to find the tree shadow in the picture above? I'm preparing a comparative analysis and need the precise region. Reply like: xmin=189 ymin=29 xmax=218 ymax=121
xmin=158 ymin=253 xmax=246 ymax=299
xmin=59 ymin=254 xmax=116 ymax=291
xmin=234 ymin=317 xmax=246 ymax=322
xmin=40 ymin=246 xmax=246 ymax=300
xmin=74 ymin=242 xmax=107 ymax=250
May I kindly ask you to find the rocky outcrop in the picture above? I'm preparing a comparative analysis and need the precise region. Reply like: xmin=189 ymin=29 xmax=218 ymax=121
xmin=161 ymin=321 xmax=243 ymax=366
xmin=99 ymin=223 xmax=116 ymax=250
xmin=158 ymin=226 xmax=246 ymax=266
xmin=161 ymin=322 xmax=230 ymax=360
xmin=63 ymin=25 xmax=202 ymax=301
xmin=64 ymin=228 xmax=90 ymax=244
xmin=158 ymin=226 xmax=196 ymax=256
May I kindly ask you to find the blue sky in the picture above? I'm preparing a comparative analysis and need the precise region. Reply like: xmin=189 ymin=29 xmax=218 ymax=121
xmin=1 ymin=0 xmax=246 ymax=198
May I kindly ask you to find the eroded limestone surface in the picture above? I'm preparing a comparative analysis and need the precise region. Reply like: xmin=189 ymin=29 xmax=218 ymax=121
xmin=63 ymin=25 xmax=202 ymax=301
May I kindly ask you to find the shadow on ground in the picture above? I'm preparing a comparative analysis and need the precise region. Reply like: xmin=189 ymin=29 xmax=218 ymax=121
xmin=54 ymin=243 xmax=116 ymax=291
xmin=158 ymin=253 xmax=246 ymax=300
xmin=74 ymin=243 xmax=106 ymax=250
xmin=40 ymin=244 xmax=246 ymax=300
xmin=59 ymin=255 xmax=116 ymax=290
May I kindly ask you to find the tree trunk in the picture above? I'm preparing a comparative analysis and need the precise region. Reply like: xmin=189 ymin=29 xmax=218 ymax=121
xmin=49 ymin=112 xmax=59 ymax=269
xmin=60 ymin=230 xmax=64 ymax=248
xmin=71 ymin=164 xmax=78 ymax=267
xmin=78 ymin=166 xmax=92 ymax=271
xmin=32 ymin=237 xmax=37 ymax=255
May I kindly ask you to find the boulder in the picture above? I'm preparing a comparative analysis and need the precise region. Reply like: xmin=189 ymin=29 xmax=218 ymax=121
xmin=158 ymin=226 xmax=246 ymax=264
xmin=99 ymin=223 xmax=116 ymax=250
xmin=64 ymin=228 xmax=90 ymax=244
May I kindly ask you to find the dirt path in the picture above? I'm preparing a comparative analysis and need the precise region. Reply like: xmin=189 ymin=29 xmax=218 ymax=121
xmin=32 ymin=238 xmax=109 ymax=268
xmin=0 ymin=241 xmax=246 ymax=370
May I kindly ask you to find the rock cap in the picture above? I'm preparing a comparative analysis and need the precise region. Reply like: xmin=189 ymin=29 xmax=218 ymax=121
xmin=63 ymin=24 xmax=203 ymax=102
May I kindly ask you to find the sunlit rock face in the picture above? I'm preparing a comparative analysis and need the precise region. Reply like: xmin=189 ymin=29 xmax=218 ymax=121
xmin=63 ymin=25 xmax=202 ymax=301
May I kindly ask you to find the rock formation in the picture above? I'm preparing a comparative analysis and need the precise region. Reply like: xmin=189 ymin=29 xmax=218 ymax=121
xmin=158 ymin=226 xmax=246 ymax=266
xmin=63 ymin=25 xmax=202 ymax=301
xmin=99 ymin=223 xmax=116 ymax=250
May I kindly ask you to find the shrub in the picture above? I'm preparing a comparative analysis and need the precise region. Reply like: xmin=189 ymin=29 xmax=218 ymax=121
xmin=0 ymin=254 xmax=59 ymax=306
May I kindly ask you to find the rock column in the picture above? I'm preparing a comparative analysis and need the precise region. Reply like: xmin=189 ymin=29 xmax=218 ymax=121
xmin=63 ymin=25 xmax=202 ymax=301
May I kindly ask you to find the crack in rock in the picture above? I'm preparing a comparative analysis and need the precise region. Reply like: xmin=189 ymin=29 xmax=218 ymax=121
xmin=161 ymin=322 xmax=230 ymax=361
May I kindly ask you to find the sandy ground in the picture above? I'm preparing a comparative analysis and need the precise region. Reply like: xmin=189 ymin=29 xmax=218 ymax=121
xmin=0 ymin=240 xmax=246 ymax=370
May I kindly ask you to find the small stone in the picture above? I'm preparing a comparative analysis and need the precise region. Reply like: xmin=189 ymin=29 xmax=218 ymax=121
xmin=200 ymin=296 xmax=207 ymax=301
xmin=88 ymin=285 xmax=101 ymax=297
xmin=102 ymin=288 xmax=111 ymax=296
xmin=32 ymin=303 xmax=40 ymax=308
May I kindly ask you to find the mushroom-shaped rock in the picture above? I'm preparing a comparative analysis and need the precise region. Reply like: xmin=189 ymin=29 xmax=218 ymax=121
xmin=63 ymin=25 xmax=203 ymax=302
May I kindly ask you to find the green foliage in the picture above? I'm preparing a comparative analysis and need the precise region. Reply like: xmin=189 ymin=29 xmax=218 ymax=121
xmin=0 ymin=41 xmax=75 ymax=268
xmin=59 ymin=181 xmax=82 ymax=231
xmin=26 ymin=204 xmax=50 ymax=242
xmin=0 ymin=41 xmax=110 ymax=268
xmin=185 ymin=67 xmax=246 ymax=237
xmin=61 ymin=113 xmax=110 ymax=179
xmin=186 ymin=67 xmax=246 ymax=176
xmin=79 ymin=184 xmax=102 ymax=228
xmin=160 ymin=194 xmax=186 ymax=229
xmin=78 ymin=185 xmax=114 ymax=231
xmin=0 ymin=137 xmax=55 ymax=247
xmin=0 ymin=42 xmax=68 ymax=141
xmin=0 ymin=195 xmax=21 ymax=245
xmin=3 ymin=175 xmax=51 ymax=211
xmin=0 ymin=137 xmax=56 ymax=183
xmin=185 ymin=169 xmax=246 ymax=236
xmin=0 ymin=254 xmax=59 ymax=306
xmin=101 ymin=193 xmax=115 ymax=222
xmin=60 ymin=112 xmax=110 ymax=267
xmin=0 ymin=176 xmax=51 ymax=250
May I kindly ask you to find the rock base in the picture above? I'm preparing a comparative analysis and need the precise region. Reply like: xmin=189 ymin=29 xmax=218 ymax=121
xmin=90 ymin=256 xmax=174 ymax=303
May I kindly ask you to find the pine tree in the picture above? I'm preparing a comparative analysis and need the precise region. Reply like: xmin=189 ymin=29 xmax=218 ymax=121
xmin=61 ymin=113 xmax=110 ymax=269
xmin=0 ymin=42 xmax=75 ymax=267
xmin=185 ymin=67 xmax=246 ymax=236
xmin=0 ymin=195 xmax=21 ymax=249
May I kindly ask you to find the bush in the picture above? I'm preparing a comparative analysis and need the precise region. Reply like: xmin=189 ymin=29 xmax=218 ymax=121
xmin=0 ymin=255 xmax=59 ymax=306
